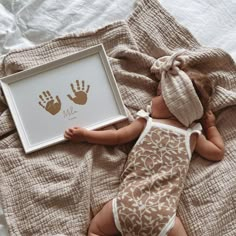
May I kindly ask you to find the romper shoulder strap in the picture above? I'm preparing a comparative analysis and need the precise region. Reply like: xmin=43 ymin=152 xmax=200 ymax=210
xmin=134 ymin=110 xmax=152 ymax=145
xmin=189 ymin=122 xmax=202 ymax=135
xmin=136 ymin=109 xmax=150 ymax=121
xmin=185 ymin=123 xmax=202 ymax=159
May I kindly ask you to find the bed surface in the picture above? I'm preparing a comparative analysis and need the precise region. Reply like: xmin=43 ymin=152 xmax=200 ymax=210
xmin=0 ymin=0 xmax=136 ymax=60
xmin=0 ymin=0 xmax=235 ymax=235
xmin=159 ymin=0 xmax=236 ymax=60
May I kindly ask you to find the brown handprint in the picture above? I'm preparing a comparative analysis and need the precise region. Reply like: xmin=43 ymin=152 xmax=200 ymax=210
xmin=38 ymin=90 xmax=61 ymax=115
xmin=67 ymin=80 xmax=90 ymax=105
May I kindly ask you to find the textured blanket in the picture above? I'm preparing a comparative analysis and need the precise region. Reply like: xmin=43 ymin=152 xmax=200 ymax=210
xmin=0 ymin=0 xmax=236 ymax=235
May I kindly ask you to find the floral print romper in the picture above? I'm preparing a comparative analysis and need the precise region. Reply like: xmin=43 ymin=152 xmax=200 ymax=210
xmin=112 ymin=110 xmax=201 ymax=236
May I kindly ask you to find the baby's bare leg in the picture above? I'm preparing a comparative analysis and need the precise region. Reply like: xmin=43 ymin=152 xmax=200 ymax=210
xmin=168 ymin=216 xmax=188 ymax=236
xmin=88 ymin=200 xmax=120 ymax=236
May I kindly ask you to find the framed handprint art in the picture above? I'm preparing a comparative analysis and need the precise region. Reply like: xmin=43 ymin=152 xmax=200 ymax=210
xmin=0 ymin=44 xmax=128 ymax=153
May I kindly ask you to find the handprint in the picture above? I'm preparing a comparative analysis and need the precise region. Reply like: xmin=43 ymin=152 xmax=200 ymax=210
xmin=38 ymin=90 xmax=61 ymax=115
xmin=67 ymin=80 xmax=90 ymax=105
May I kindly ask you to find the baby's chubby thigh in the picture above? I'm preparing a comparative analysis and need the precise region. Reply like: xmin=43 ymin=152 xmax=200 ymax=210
xmin=88 ymin=200 xmax=119 ymax=236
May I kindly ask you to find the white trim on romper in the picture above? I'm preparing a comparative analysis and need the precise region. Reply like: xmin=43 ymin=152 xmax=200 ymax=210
xmin=185 ymin=123 xmax=202 ymax=159
xmin=159 ymin=214 xmax=176 ymax=236
xmin=112 ymin=198 xmax=122 ymax=234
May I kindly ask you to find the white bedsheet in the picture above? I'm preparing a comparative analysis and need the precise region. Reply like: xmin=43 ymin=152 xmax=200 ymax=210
xmin=159 ymin=0 xmax=236 ymax=60
xmin=0 ymin=0 xmax=136 ymax=59
xmin=0 ymin=0 xmax=235 ymax=235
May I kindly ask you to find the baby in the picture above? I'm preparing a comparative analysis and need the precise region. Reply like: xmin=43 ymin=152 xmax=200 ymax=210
xmin=64 ymin=51 xmax=224 ymax=236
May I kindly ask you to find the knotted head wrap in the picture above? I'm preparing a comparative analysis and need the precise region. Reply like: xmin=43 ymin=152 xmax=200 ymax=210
xmin=151 ymin=50 xmax=204 ymax=127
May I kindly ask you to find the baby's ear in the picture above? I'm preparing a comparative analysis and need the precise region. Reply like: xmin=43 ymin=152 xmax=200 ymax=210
xmin=179 ymin=63 xmax=187 ymax=71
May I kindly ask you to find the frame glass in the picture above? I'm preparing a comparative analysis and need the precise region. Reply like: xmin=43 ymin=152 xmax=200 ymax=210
xmin=0 ymin=44 xmax=127 ymax=153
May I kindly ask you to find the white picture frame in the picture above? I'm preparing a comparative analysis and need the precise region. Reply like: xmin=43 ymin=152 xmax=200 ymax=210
xmin=0 ymin=44 xmax=128 ymax=154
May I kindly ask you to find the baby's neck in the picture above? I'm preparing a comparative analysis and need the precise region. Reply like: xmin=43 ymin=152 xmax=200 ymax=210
xmin=152 ymin=118 xmax=186 ymax=129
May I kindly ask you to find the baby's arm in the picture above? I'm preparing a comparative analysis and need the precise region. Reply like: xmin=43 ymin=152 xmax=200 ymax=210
xmin=195 ymin=110 xmax=224 ymax=161
xmin=64 ymin=118 xmax=146 ymax=146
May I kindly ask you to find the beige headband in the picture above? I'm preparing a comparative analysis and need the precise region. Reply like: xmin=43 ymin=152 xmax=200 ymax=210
xmin=151 ymin=50 xmax=204 ymax=127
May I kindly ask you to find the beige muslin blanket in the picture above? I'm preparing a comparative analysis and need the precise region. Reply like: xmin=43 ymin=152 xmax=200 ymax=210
xmin=0 ymin=0 xmax=236 ymax=235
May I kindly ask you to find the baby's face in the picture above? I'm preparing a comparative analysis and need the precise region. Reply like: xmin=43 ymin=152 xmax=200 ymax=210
xmin=151 ymin=95 xmax=173 ymax=119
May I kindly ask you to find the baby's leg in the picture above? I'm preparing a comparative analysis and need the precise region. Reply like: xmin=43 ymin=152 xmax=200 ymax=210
xmin=88 ymin=200 xmax=120 ymax=236
xmin=168 ymin=216 xmax=188 ymax=236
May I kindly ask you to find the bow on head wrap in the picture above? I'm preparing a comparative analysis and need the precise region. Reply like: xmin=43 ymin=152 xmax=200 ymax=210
xmin=151 ymin=50 xmax=204 ymax=127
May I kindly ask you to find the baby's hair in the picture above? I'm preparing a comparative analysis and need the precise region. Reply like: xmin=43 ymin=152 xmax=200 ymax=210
xmin=185 ymin=70 xmax=213 ymax=112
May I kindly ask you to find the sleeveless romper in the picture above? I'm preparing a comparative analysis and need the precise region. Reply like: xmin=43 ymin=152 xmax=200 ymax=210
xmin=112 ymin=110 xmax=201 ymax=236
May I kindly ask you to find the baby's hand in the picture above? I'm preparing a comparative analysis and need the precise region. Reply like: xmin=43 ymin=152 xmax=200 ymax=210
xmin=64 ymin=127 xmax=87 ymax=143
xmin=201 ymin=110 xmax=216 ymax=129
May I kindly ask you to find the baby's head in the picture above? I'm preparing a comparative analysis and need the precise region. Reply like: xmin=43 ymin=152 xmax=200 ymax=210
xmin=186 ymin=70 xmax=213 ymax=113
xmin=151 ymin=50 xmax=213 ymax=127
